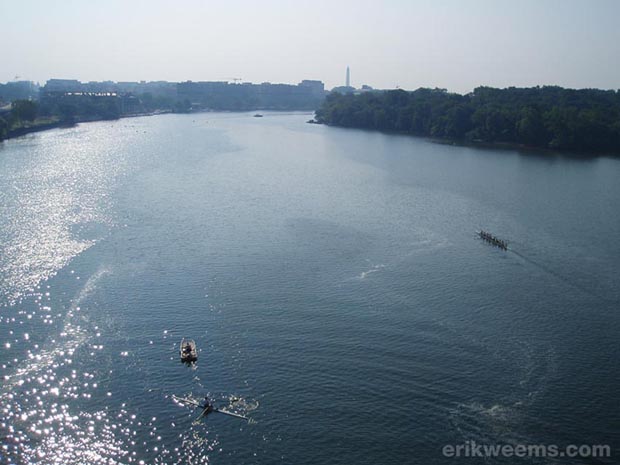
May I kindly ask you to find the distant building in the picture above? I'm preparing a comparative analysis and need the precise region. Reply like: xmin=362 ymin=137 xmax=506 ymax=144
xmin=177 ymin=81 xmax=232 ymax=107
xmin=298 ymin=80 xmax=325 ymax=97
xmin=84 ymin=80 xmax=116 ymax=93
xmin=0 ymin=81 xmax=40 ymax=102
xmin=116 ymin=81 xmax=170 ymax=96
xmin=41 ymin=79 xmax=177 ymax=101
xmin=177 ymin=79 xmax=325 ymax=110
xmin=44 ymin=79 xmax=83 ymax=93
xmin=116 ymin=81 xmax=143 ymax=94
xmin=346 ymin=66 xmax=350 ymax=87
xmin=34 ymin=77 xmax=325 ymax=113
xmin=136 ymin=81 xmax=177 ymax=99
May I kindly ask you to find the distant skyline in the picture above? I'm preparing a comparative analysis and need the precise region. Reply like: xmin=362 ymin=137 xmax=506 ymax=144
xmin=2 ymin=0 xmax=620 ymax=93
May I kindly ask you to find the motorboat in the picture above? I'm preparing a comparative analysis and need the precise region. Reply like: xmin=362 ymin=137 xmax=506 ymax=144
xmin=180 ymin=338 xmax=197 ymax=363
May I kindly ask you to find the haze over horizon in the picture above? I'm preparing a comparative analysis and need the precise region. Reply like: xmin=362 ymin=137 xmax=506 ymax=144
xmin=2 ymin=0 xmax=620 ymax=93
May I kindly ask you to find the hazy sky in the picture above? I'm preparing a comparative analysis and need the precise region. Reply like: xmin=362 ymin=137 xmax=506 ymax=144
xmin=2 ymin=0 xmax=619 ymax=93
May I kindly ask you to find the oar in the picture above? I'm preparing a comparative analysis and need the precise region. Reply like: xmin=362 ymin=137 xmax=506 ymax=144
xmin=172 ymin=395 xmax=202 ymax=407
xmin=213 ymin=408 xmax=249 ymax=420
xmin=193 ymin=405 xmax=213 ymax=422
xmin=174 ymin=395 xmax=248 ymax=421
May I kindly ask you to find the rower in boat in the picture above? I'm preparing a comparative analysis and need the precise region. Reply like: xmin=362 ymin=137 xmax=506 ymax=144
xmin=172 ymin=395 xmax=249 ymax=421
xmin=203 ymin=397 xmax=213 ymax=412
xmin=478 ymin=230 xmax=508 ymax=250
xmin=197 ymin=397 xmax=214 ymax=419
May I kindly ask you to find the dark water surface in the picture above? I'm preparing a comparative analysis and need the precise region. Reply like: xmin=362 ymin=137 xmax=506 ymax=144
xmin=1 ymin=113 xmax=619 ymax=464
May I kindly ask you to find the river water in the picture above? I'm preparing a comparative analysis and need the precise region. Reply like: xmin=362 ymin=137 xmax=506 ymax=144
xmin=1 ymin=113 xmax=618 ymax=464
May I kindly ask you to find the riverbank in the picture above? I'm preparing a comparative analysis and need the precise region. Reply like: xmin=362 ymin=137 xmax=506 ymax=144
xmin=314 ymin=120 xmax=619 ymax=158
xmin=2 ymin=109 xmax=316 ymax=143
xmin=315 ymin=87 xmax=620 ymax=156
xmin=428 ymin=136 xmax=618 ymax=158
xmin=0 ymin=110 xmax=173 ymax=142
xmin=5 ymin=119 xmax=71 ymax=139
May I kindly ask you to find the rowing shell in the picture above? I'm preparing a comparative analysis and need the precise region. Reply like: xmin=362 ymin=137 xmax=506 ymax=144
xmin=172 ymin=395 xmax=249 ymax=421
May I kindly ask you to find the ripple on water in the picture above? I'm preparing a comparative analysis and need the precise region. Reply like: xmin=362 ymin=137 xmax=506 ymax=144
xmin=0 ymin=265 xmax=234 ymax=465
xmin=0 ymin=127 xmax=132 ymax=304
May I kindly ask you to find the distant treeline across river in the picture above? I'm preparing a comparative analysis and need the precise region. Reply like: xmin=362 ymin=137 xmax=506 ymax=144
xmin=315 ymin=86 xmax=620 ymax=154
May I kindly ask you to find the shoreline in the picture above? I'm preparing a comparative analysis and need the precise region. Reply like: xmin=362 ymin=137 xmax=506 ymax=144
xmin=1 ymin=110 xmax=173 ymax=142
xmin=6 ymin=121 xmax=73 ymax=139
xmin=10 ymin=112 xmax=610 ymax=158
xmin=315 ymin=122 xmax=620 ymax=158
xmin=1 ymin=109 xmax=317 ymax=142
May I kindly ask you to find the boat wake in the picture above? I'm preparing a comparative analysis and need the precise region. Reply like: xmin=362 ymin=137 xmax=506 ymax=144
xmin=508 ymin=247 xmax=613 ymax=304
xmin=355 ymin=264 xmax=386 ymax=280
xmin=448 ymin=344 xmax=558 ymax=449
xmin=0 ymin=267 xmax=122 ymax=464
xmin=1 ymin=267 xmax=109 ymax=388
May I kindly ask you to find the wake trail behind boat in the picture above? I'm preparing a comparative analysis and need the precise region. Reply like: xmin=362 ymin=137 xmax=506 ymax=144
xmin=507 ymin=247 xmax=611 ymax=304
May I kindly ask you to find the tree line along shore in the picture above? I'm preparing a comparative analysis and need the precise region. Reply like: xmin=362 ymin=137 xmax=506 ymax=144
xmin=314 ymin=86 xmax=620 ymax=154
xmin=0 ymin=95 xmax=184 ymax=142
xmin=4 ymin=85 xmax=620 ymax=155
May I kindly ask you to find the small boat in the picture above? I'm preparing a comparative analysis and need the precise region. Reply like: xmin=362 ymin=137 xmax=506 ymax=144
xmin=172 ymin=395 xmax=249 ymax=421
xmin=180 ymin=338 xmax=197 ymax=363
xmin=478 ymin=230 xmax=508 ymax=250
xmin=253 ymin=113 xmax=263 ymax=118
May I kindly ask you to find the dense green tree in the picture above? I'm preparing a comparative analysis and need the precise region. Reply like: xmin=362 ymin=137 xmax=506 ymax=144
xmin=174 ymin=99 xmax=191 ymax=113
xmin=516 ymin=106 xmax=546 ymax=145
xmin=316 ymin=86 xmax=620 ymax=153
xmin=0 ymin=116 xmax=8 ymax=140
xmin=11 ymin=99 xmax=38 ymax=122
xmin=58 ymin=103 xmax=78 ymax=123
xmin=39 ymin=95 xmax=120 ymax=122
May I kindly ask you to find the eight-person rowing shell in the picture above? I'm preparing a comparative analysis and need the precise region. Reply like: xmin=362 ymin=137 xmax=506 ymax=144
xmin=477 ymin=230 xmax=508 ymax=250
